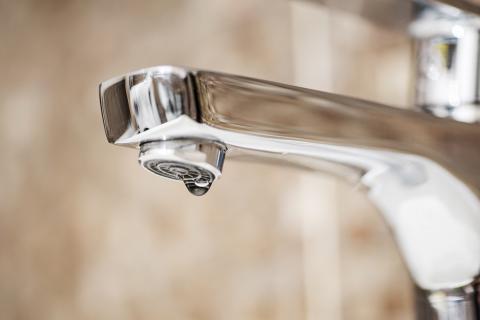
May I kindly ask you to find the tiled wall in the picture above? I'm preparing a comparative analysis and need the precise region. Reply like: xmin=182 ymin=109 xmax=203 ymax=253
xmin=0 ymin=0 xmax=414 ymax=319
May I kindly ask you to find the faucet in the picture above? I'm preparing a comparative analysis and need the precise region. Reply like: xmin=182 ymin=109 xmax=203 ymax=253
xmin=98 ymin=0 xmax=480 ymax=319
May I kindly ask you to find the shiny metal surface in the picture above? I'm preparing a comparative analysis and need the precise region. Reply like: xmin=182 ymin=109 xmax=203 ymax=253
xmin=305 ymin=0 xmax=480 ymax=123
xmin=416 ymin=284 xmax=478 ymax=320
xmin=100 ymin=65 xmax=480 ymax=318
xmin=306 ymin=0 xmax=480 ymax=122
xmin=139 ymin=139 xmax=226 ymax=196
xmin=411 ymin=1 xmax=480 ymax=122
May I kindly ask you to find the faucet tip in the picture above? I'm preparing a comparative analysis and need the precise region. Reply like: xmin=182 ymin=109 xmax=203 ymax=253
xmin=138 ymin=139 xmax=226 ymax=196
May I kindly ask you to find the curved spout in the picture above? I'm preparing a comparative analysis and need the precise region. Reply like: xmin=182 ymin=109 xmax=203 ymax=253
xmin=100 ymin=65 xmax=480 ymax=311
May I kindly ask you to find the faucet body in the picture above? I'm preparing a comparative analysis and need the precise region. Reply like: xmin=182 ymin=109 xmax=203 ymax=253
xmin=100 ymin=66 xmax=480 ymax=319
xmin=99 ymin=1 xmax=480 ymax=319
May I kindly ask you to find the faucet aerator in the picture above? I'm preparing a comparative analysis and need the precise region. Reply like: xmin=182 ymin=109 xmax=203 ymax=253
xmin=138 ymin=139 xmax=226 ymax=196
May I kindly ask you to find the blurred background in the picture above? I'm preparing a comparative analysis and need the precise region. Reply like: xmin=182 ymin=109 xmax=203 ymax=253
xmin=0 ymin=0 xmax=417 ymax=319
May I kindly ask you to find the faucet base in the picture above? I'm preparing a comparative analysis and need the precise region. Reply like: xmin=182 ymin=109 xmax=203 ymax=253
xmin=415 ymin=283 xmax=478 ymax=320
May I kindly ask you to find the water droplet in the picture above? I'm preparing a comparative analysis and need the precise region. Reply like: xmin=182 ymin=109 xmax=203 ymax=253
xmin=194 ymin=179 xmax=210 ymax=188
xmin=183 ymin=179 xmax=212 ymax=196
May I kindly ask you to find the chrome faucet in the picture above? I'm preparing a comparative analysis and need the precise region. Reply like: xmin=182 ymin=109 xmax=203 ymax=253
xmin=99 ymin=0 xmax=480 ymax=319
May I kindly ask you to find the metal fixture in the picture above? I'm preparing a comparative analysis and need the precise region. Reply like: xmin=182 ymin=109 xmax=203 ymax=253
xmin=139 ymin=139 xmax=226 ymax=196
xmin=412 ymin=1 xmax=480 ymax=122
xmin=99 ymin=1 xmax=480 ymax=319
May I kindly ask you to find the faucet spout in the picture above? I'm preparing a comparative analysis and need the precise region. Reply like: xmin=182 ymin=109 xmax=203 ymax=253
xmin=100 ymin=65 xmax=480 ymax=318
